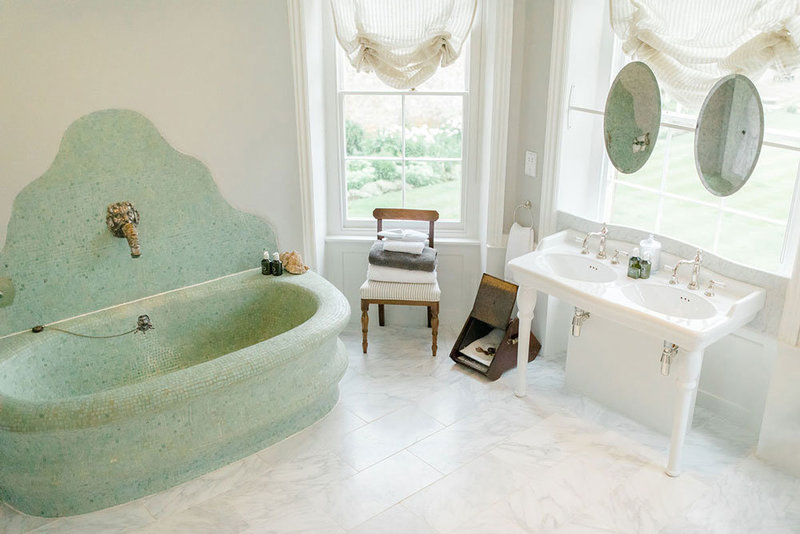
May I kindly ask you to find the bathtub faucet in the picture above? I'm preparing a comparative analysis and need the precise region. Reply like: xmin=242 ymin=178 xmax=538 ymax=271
xmin=106 ymin=201 xmax=141 ymax=257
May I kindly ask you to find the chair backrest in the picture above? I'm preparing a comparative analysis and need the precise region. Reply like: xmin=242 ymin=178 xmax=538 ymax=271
xmin=373 ymin=208 xmax=439 ymax=248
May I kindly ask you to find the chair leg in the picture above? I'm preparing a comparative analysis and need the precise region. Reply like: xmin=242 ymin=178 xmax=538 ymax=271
xmin=378 ymin=304 xmax=385 ymax=326
xmin=427 ymin=306 xmax=432 ymax=327
xmin=430 ymin=302 xmax=439 ymax=357
xmin=361 ymin=300 xmax=369 ymax=353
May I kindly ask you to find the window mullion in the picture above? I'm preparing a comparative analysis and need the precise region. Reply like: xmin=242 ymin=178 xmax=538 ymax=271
xmin=401 ymin=94 xmax=406 ymax=208
xmin=711 ymin=197 xmax=725 ymax=253
xmin=654 ymin=128 xmax=673 ymax=234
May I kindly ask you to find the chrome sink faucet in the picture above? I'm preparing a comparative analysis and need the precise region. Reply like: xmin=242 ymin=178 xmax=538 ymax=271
xmin=669 ymin=249 xmax=703 ymax=290
xmin=581 ymin=223 xmax=608 ymax=260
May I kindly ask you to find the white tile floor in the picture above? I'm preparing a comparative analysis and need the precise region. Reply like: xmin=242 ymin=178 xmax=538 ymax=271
xmin=3 ymin=323 xmax=800 ymax=533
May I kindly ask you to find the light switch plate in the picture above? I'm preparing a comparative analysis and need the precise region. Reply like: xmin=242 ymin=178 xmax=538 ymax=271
xmin=525 ymin=151 xmax=537 ymax=177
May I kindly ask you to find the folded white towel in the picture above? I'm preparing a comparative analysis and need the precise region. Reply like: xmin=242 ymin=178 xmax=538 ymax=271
xmin=383 ymin=240 xmax=425 ymax=254
xmin=378 ymin=229 xmax=405 ymax=240
xmin=504 ymin=222 xmax=535 ymax=282
xmin=367 ymin=264 xmax=438 ymax=284
xmin=378 ymin=228 xmax=429 ymax=242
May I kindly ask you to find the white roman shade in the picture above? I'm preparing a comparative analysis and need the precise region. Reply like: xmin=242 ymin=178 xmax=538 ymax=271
xmin=610 ymin=0 xmax=800 ymax=108
xmin=330 ymin=0 xmax=478 ymax=90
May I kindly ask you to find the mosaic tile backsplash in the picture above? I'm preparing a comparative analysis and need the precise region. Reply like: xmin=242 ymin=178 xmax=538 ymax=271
xmin=0 ymin=109 xmax=278 ymax=337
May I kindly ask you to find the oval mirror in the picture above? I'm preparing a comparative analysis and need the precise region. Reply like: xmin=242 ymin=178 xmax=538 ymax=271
xmin=604 ymin=61 xmax=661 ymax=174
xmin=695 ymin=74 xmax=764 ymax=197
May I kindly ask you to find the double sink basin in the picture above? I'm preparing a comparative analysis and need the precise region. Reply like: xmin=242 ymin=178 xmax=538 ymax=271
xmin=509 ymin=230 xmax=766 ymax=351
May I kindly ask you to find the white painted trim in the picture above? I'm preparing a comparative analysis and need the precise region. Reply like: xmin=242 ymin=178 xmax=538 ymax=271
xmin=483 ymin=0 xmax=515 ymax=247
xmin=538 ymin=0 xmax=573 ymax=238
xmin=779 ymin=170 xmax=800 ymax=345
xmin=287 ymin=0 xmax=318 ymax=269
xmin=324 ymin=234 xmax=481 ymax=246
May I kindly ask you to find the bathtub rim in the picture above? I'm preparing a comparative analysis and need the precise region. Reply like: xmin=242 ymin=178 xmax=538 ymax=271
xmin=0 ymin=269 xmax=350 ymax=432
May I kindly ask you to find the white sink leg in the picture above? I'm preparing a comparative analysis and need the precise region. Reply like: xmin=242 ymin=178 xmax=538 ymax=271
xmin=666 ymin=347 xmax=704 ymax=477
xmin=515 ymin=286 xmax=537 ymax=398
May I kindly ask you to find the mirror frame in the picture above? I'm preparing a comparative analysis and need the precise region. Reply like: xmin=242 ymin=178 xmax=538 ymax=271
xmin=604 ymin=61 xmax=662 ymax=174
xmin=694 ymin=74 xmax=764 ymax=197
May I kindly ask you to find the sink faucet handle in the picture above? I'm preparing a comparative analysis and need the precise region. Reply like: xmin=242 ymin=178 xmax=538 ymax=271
xmin=703 ymin=279 xmax=726 ymax=297
xmin=694 ymin=249 xmax=703 ymax=263
xmin=600 ymin=223 xmax=608 ymax=234
xmin=664 ymin=264 xmax=679 ymax=285
xmin=611 ymin=249 xmax=628 ymax=265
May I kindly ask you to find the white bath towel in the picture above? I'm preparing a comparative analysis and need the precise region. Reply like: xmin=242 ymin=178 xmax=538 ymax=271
xmin=367 ymin=264 xmax=438 ymax=284
xmin=383 ymin=240 xmax=425 ymax=254
xmin=378 ymin=228 xmax=429 ymax=242
xmin=504 ymin=222 xmax=535 ymax=282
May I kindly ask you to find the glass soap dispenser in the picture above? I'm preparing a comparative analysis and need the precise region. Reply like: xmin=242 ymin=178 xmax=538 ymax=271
xmin=639 ymin=234 xmax=662 ymax=272
xmin=627 ymin=247 xmax=641 ymax=279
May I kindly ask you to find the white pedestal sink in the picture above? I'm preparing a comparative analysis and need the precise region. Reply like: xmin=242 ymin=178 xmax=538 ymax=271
xmin=508 ymin=229 xmax=766 ymax=476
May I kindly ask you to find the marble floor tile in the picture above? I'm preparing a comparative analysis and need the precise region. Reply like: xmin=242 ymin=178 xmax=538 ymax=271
xmin=127 ymin=500 xmax=247 ymax=534
xmin=142 ymin=455 xmax=269 ymax=519
xmin=3 ymin=324 xmax=799 ymax=534
xmin=346 ymin=504 xmax=437 ymax=534
xmin=323 ymin=450 xmax=443 ymax=530
xmin=408 ymin=395 xmax=545 ymax=474
xmin=255 ymin=404 xmax=366 ymax=466
xmin=402 ymin=449 xmax=537 ymax=533
xmin=218 ymin=474 xmax=339 ymax=533
xmin=0 ymin=504 xmax=54 ymax=534
xmin=334 ymin=404 xmax=445 ymax=471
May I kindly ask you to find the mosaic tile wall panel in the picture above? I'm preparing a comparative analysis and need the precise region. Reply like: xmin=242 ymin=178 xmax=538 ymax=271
xmin=0 ymin=109 xmax=278 ymax=337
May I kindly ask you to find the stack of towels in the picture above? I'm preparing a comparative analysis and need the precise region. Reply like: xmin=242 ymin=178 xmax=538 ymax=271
xmin=367 ymin=229 xmax=437 ymax=283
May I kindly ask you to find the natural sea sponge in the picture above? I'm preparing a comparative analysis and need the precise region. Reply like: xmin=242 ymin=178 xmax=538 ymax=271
xmin=280 ymin=251 xmax=309 ymax=274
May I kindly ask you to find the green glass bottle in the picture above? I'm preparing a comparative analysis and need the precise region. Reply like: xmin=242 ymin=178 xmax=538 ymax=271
xmin=627 ymin=247 xmax=641 ymax=279
xmin=639 ymin=251 xmax=652 ymax=279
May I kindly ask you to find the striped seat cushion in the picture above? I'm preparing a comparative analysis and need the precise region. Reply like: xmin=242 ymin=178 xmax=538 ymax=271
xmin=359 ymin=279 xmax=440 ymax=302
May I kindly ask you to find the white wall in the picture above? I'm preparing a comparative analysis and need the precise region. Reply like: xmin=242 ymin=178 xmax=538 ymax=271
xmin=0 ymin=0 xmax=303 ymax=252
xmin=758 ymin=342 xmax=800 ymax=476
xmin=504 ymin=0 xmax=555 ymax=236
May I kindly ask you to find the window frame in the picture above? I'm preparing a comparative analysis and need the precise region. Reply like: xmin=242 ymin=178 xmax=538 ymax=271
xmin=582 ymin=36 xmax=800 ymax=275
xmin=332 ymin=36 xmax=481 ymax=237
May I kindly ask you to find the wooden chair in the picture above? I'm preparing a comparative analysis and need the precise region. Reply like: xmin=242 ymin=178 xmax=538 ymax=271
xmin=360 ymin=208 xmax=440 ymax=356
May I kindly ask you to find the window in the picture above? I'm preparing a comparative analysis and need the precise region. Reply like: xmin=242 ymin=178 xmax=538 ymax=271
xmin=336 ymin=45 xmax=469 ymax=223
xmin=561 ymin=0 xmax=800 ymax=274
xmin=604 ymin=71 xmax=800 ymax=273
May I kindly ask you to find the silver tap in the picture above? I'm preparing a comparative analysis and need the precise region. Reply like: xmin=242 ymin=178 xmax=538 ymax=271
xmin=610 ymin=249 xmax=629 ymax=265
xmin=661 ymin=342 xmax=678 ymax=376
xmin=571 ymin=307 xmax=591 ymax=337
xmin=581 ymin=223 xmax=608 ymax=260
xmin=703 ymin=279 xmax=726 ymax=297
xmin=669 ymin=249 xmax=703 ymax=290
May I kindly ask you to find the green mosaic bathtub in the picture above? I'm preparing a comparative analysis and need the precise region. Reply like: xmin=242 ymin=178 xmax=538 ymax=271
xmin=0 ymin=269 xmax=349 ymax=516
xmin=0 ymin=109 xmax=351 ymax=516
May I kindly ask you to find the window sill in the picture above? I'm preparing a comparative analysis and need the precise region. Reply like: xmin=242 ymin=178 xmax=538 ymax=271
xmin=324 ymin=234 xmax=480 ymax=246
